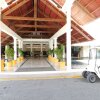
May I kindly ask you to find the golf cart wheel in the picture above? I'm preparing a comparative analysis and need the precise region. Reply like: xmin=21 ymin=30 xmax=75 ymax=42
xmin=82 ymin=71 xmax=89 ymax=78
xmin=87 ymin=73 xmax=96 ymax=83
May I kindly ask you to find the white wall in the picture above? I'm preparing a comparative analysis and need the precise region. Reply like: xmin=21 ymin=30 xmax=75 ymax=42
xmin=80 ymin=46 xmax=89 ymax=58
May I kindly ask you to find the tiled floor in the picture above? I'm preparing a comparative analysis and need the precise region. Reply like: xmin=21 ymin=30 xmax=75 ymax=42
xmin=17 ymin=57 xmax=55 ymax=72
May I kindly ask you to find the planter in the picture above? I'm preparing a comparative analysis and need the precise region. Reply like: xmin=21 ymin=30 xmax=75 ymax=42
xmin=59 ymin=61 xmax=65 ymax=70
xmin=48 ymin=56 xmax=53 ymax=62
xmin=48 ymin=55 xmax=52 ymax=61
xmin=7 ymin=61 xmax=12 ymax=67
xmin=51 ymin=57 xmax=55 ymax=63
xmin=20 ymin=56 xmax=24 ymax=62
xmin=17 ymin=57 xmax=21 ymax=63
xmin=54 ymin=58 xmax=58 ymax=63
xmin=1 ymin=60 xmax=5 ymax=71
xmin=12 ymin=60 xmax=17 ymax=66
xmin=7 ymin=61 xmax=14 ymax=71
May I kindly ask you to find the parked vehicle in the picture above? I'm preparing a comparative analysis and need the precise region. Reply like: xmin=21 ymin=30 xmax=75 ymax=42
xmin=82 ymin=47 xmax=100 ymax=83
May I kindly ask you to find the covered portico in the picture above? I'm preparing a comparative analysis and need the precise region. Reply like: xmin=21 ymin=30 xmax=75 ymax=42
xmin=0 ymin=0 xmax=96 ymax=72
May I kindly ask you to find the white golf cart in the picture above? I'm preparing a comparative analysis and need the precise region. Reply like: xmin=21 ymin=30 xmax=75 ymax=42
xmin=82 ymin=47 xmax=100 ymax=83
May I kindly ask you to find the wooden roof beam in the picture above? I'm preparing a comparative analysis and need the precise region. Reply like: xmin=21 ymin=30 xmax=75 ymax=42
xmin=1 ymin=36 xmax=10 ymax=43
xmin=3 ymin=0 xmax=30 ymax=16
xmin=0 ymin=21 xmax=22 ymax=40
xmin=75 ymin=1 xmax=95 ymax=19
xmin=91 ymin=7 xmax=100 ymax=14
xmin=40 ymin=0 xmax=65 ymax=19
xmin=18 ymin=31 xmax=55 ymax=33
xmin=34 ymin=0 xmax=37 ymax=18
xmin=15 ymin=24 xmax=61 ymax=28
xmin=2 ymin=16 xmax=65 ymax=22
xmin=71 ymin=36 xmax=79 ymax=43
xmin=34 ymin=0 xmax=37 ymax=33
xmin=72 ymin=24 xmax=91 ymax=41
xmin=84 ymin=0 xmax=95 ymax=8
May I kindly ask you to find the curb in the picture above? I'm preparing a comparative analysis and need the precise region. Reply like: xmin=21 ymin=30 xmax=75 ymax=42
xmin=0 ymin=75 xmax=82 ymax=81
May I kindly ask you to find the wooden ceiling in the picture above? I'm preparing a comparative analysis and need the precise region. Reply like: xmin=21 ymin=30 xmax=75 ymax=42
xmin=54 ymin=0 xmax=100 ymax=25
xmin=1 ymin=0 xmax=97 ymax=45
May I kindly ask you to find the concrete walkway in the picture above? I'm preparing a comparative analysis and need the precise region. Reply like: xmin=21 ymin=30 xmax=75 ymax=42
xmin=17 ymin=57 xmax=55 ymax=72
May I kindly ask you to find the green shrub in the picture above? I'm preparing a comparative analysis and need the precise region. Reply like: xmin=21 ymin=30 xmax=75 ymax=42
xmin=18 ymin=48 xmax=24 ymax=56
xmin=47 ymin=49 xmax=53 ymax=56
xmin=55 ymin=44 xmax=64 ymax=61
xmin=5 ymin=45 xmax=14 ymax=61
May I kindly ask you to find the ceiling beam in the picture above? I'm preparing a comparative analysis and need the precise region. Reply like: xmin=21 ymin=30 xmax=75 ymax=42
xmin=71 ymin=36 xmax=79 ymax=43
xmin=34 ymin=0 xmax=37 ymax=18
xmin=50 ymin=24 xmax=66 ymax=39
xmin=15 ymin=24 xmax=61 ymax=28
xmin=71 ymin=24 xmax=91 ymax=41
xmin=84 ymin=0 xmax=95 ymax=8
xmin=3 ymin=0 xmax=30 ymax=16
xmin=2 ymin=16 xmax=65 ymax=22
xmin=34 ymin=0 xmax=37 ymax=33
xmin=18 ymin=31 xmax=55 ymax=33
xmin=91 ymin=7 xmax=100 ymax=14
xmin=23 ymin=39 xmax=49 ymax=42
xmin=75 ymin=1 xmax=95 ymax=19
xmin=0 ymin=21 xmax=22 ymax=40
xmin=20 ymin=35 xmax=49 ymax=38
xmin=11 ymin=8 xmax=34 ymax=25
xmin=38 ymin=9 xmax=63 ymax=26
xmin=1 ymin=36 xmax=10 ymax=43
xmin=40 ymin=0 xmax=65 ymax=18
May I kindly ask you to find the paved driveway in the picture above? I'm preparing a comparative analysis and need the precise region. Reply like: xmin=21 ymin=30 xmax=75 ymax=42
xmin=17 ymin=57 xmax=55 ymax=72
xmin=0 ymin=78 xmax=100 ymax=100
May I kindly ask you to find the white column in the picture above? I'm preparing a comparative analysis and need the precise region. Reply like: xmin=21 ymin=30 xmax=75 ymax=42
xmin=53 ymin=38 xmax=57 ymax=58
xmin=66 ymin=3 xmax=72 ymax=70
xmin=40 ymin=43 xmax=43 ymax=56
xmin=14 ymin=38 xmax=17 ymax=60
xmin=18 ymin=40 xmax=21 ymax=49
xmin=30 ymin=43 xmax=32 ymax=52
xmin=5 ymin=45 xmax=8 ymax=62
xmin=63 ymin=46 xmax=65 ymax=59
xmin=66 ymin=30 xmax=72 ymax=69
xmin=21 ymin=41 xmax=23 ymax=50
xmin=0 ymin=7 xmax=1 ymax=72
xmin=18 ymin=40 xmax=21 ymax=56
xmin=49 ymin=39 xmax=53 ymax=50
xmin=30 ymin=43 xmax=32 ymax=56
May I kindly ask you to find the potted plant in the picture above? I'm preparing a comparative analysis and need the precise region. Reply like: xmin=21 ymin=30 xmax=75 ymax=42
xmin=55 ymin=44 xmax=65 ymax=69
xmin=18 ymin=48 xmax=24 ymax=62
xmin=47 ymin=49 xmax=53 ymax=61
xmin=5 ymin=45 xmax=15 ymax=69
